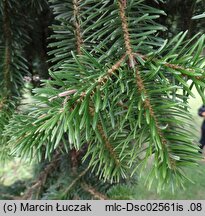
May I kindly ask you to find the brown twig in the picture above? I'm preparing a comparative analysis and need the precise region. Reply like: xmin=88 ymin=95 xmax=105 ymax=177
xmin=81 ymin=182 xmax=109 ymax=200
xmin=73 ymin=0 xmax=83 ymax=55
xmin=70 ymin=0 xmax=83 ymax=173
xmin=118 ymin=0 xmax=135 ymax=68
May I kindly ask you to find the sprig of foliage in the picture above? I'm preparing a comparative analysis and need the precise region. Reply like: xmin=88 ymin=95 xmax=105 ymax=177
xmin=2 ymin=0 xmax=205 ymax=195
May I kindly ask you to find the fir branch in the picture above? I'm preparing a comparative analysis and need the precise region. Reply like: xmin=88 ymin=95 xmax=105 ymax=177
xmin=97 ymin=54 xmax=126 ymax=84
xmin=81 ymin=182 xmax=108 ymax=200
xmin=71 ymin=0 xmax=83 ymax=173
xmin=77 ymin=54 xmax=126 ymax=101
xmin=134 ymin=67 xmax=173 ymax=169
xmin=79 ymin=56 xmax=126 ymax=168
xmin=51 ymin=55 xmax=126 ymax=172
xmin=117 ymin=0 xmax=173 ymax=168
xmin=89 ymin=107 xmax=120 ymax=167
xmin=48 ymin=0 xmax=84 ymax=69
xmin=73 ymin=0 xmax=83 ymax=55
xmin=3 ymin=0 xmax=204 ymax=193
xmin=70 ymin=0 xmax=89 ymax=175
xmin=134 ymin=52 xmax=205 ymax=80
xmin=116 ymin=0 xmax=202 ymax=174
xmin=164 ymin=63 xmax=205 ymax=80
xmin=118 ymin=0 xmax=135 ymax=66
